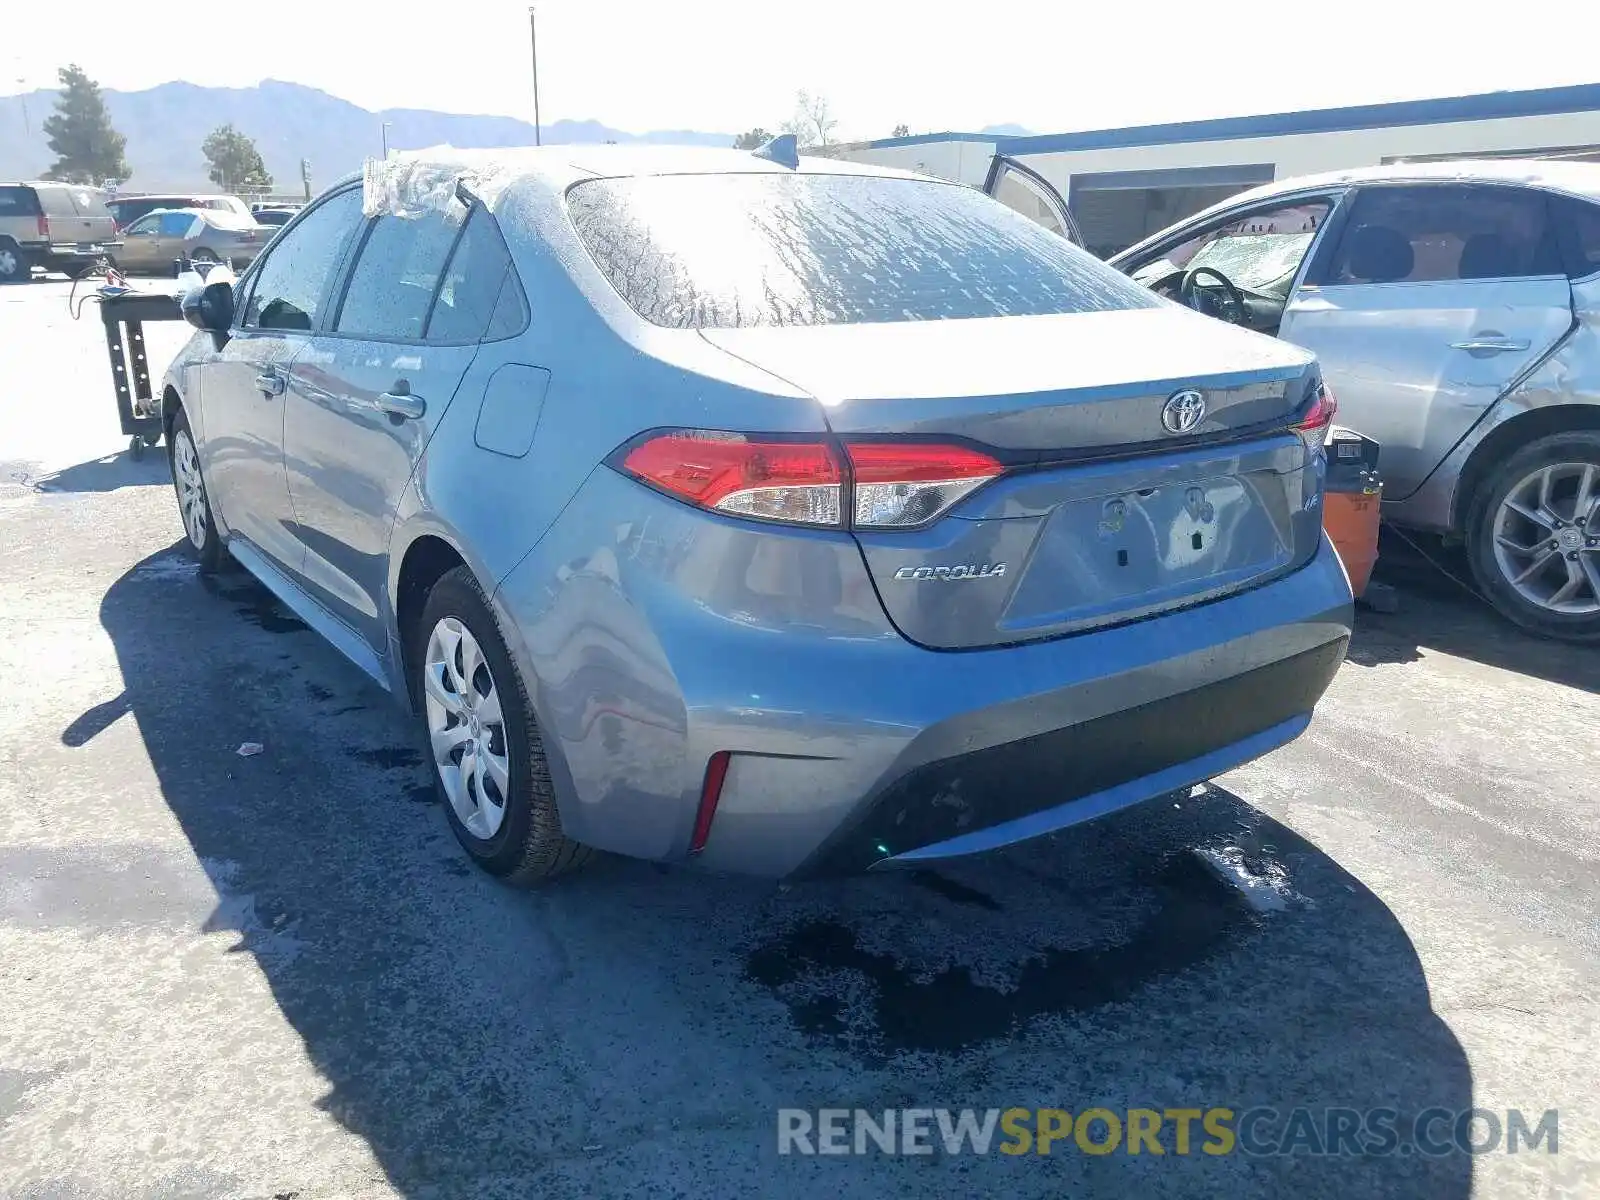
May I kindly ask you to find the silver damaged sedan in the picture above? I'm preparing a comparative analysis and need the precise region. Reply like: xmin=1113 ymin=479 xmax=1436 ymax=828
xmin=162 ymin=145 xmax=1352 ymax=882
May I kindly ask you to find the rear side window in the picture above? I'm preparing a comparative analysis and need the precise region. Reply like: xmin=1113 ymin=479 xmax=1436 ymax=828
xmin=158 ymin=212 xmax=196 ymax=236
xmin=335 ymin=206 xmax=464 ymax=339
xmin=1551 ymin=194 xmax=1600 ymax=279
xmin=0 ymin=187 xmax=41 ymax=216
xmin=567 ymin=173 xmax=1156 ymax=328
xmin=426 ymin=206 xmax=527 ymax=342
xmin=1319 ymin=185 xmax=1561 ymax=284
xmin=244 ymin=188 xmax=364 ymax=332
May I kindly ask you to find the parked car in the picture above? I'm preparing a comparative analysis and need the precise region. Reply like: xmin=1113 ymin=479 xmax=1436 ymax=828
xmin=0 ymin=181 xmax=119 ymax=282
xmin=106 ymin=192 xmax=255 ymax=230
xmin=161 ymin=146 xmax=1351 ymax=882
xmin=1108 ymin=161 xmax=1600 ymax=641
xmin=114 ymin=208 xmax=270 ymax=273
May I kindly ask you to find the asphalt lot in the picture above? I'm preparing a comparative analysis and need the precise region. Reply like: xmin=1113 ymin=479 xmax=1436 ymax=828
xmin=1 ymin=275 xmax=1596 ymax=1199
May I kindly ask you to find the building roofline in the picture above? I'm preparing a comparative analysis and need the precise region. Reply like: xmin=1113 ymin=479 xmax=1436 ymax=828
xmin=856 ymin=82 xmax=1600 ymax=155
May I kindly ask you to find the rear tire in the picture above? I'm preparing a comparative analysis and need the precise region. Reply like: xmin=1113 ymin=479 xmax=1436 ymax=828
xmin=190 ymin=248 xmax=219 ymax=265
xmin=412 ymin=567 xmax=592 ymax=884
xmin=1465 ymin=430 xmax=1600 ymax=643
xmin=168 ymin=408 xmax=223 ymax=574
xmin=0 ymin=240 xmax=27 ymax=284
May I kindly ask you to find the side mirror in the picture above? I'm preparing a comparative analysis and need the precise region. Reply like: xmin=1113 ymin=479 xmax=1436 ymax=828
xmin=182 ymin=278 xmax=234 ymax=334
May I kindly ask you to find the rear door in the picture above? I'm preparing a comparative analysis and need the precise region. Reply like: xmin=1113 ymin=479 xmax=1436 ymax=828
xmin=282 ymin=199 xmax=515 ymax=650
xmin=116 ymin=214 xmax=164 ymax=270
xmin=1281 ymin=183 xmax=1574 ymax=500
xmin=982 ymin=156 xmax=1084 ymax=245
xmin=62 ymin=186 xmax=117 ymax=243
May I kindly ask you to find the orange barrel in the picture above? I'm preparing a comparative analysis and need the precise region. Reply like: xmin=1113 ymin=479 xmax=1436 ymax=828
xmin=1323 ymin=427 xmax=1382 ymax=599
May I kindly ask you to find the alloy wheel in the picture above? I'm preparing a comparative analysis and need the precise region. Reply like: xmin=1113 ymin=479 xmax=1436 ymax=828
xmin=172 ymin=429 xmax=209 ymax=550
xmin=423 ymin=617 xmax=512 ymax=839
xmin=1491 ymin=462 xmax=1600 ymax=615
xmin=0 ymin=246 xmax=19 ymax=279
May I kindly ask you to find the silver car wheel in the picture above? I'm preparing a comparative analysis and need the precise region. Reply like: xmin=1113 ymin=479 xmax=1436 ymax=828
xmin=0 ymin=246 xmax=18 ymax=277
xmin=1492 ymin=461 xmax=1600 ymax=615
xmin=172 ymin=429 xmax=209 ymax=550
xmin=424 ymin=617 xmax=511 ymax=840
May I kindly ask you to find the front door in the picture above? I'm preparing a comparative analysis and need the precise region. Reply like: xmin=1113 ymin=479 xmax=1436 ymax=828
xmin=282 ymin=200 xmax=512 ymax=650
xmin=982 ymin=156 xmax=1083 ymax=245
xmin=1282 ymin=183 xmax=1574 ymax=500
xmin=196 ymin=186 xmax=366 ymax=572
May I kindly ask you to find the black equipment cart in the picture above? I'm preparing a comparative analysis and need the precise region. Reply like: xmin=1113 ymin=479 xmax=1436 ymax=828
xmin=99 ymin=291 xmax=183 ymax=460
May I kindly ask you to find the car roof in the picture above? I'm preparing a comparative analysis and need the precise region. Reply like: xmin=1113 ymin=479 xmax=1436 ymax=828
xmin=334 ymin=142 xmax=934 ymax=198
xmin=1221 ymin=158 xmax=1600 ymax=207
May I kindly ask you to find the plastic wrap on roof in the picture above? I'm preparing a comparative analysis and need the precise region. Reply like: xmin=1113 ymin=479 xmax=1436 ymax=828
xmin=361 ymin=146 xmax=527 ymax=218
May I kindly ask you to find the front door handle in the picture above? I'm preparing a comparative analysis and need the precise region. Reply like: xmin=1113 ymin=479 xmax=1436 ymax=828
xmin=1451 ymin=335 xmax=1531 ymax=354
xmin=376 ymin=390 xmax=426 ymax=420
xmin=254 ymin=370 xmax=285 ymax=397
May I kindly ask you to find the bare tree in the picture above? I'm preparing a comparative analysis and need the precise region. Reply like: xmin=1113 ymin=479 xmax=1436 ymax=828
xmin=732 ymin=128 xmax=773 ymax=150
xmin=891 ymin=124 xmax=910 ymax=138
xmin=781 ymin=91 xmax=838 ymax=148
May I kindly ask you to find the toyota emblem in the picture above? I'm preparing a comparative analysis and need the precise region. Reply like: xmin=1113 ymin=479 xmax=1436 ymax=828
xmin=1162 ymin=388 xmax=1207 ymax=435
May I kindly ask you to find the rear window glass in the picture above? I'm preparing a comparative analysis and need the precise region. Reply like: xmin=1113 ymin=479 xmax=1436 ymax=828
xmin=0 ymin=187 xmax=41 ymax=216
xmin=567 ymin=173 xmax=1156 ymax=328
xmin=37 ymin=188 xmax=84 ymax=218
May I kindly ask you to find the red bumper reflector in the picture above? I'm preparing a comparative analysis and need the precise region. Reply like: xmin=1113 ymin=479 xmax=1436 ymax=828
xmin=690 ymin=750 xmax=732 ymax=854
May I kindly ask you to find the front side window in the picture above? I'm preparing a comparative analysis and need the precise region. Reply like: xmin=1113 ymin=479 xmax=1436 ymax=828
xmin=243 ymin=188 xmax=364 ymax=332
xmin=1320 ymin=185 xmax=1561 ymax=285
xmin=1129 ymin=201 xmax=1332 ymax=295
xmin=125 ymin=215 xmax=161 ymax=236
xmin=335 ymin=205 xmax=465 ymax=339
xmin=568 ymin=173 xmax=1155 ymax=328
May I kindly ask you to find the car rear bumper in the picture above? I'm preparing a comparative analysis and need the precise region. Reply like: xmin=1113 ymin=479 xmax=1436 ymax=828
xmin=492 ymin=469 xmax=1354 ymax=878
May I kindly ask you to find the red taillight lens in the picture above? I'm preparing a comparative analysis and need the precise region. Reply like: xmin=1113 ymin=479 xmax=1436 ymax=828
xmin=847 ymin=442 xmax=1004 ymax=527
xmin=689 ymin=750 xmax=731 ymax=854
xmin=36 ymin=215 xmax=49 ymax=238
xmin=622 ymin=431 xmax=844 ymax=526
xmin=1294 ymin=381 xmax=1338 ymax=451
xmin=617 ymin=431 xmax=1005 ymax=529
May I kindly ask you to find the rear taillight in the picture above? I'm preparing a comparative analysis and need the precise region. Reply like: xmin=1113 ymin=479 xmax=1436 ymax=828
xmin=622 ymin=431 xmax=844 ymax=525
xmin=845 ymin=442 xmax=1004 ymax=527
xmin=36 ymin=214 xmax=49 ymax=239
xmin=1294 ymin=381 xmax=1338 ymax=451
xmin=617 ymin=430 xmax=1005 ymax=529
xmin=689 ymin=751 xmax=731 ymax=854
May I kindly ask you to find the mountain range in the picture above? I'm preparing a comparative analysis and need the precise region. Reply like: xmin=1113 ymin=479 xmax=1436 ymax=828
xmin=0 ymin=79 xmax=737 ymax=194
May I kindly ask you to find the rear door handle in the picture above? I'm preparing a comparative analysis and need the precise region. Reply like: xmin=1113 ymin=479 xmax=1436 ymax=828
xmin=376 ymin=390 xmax=426 ymax=420
xmin=254 ymin=370 xmax=285 ymax=397
xmin=1450 ymin=336 xmax=1530 ymax=353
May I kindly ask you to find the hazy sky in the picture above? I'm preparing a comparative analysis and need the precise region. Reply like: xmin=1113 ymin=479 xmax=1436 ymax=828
xmin=5 ymin=0 xmax=1596 ymax=139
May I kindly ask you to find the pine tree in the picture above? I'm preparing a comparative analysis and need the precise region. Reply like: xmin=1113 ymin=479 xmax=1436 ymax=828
xmin=201 ymin=124 xmax=273 ymax=194
xmin=42 ymin=65 xmax=130 ymax=185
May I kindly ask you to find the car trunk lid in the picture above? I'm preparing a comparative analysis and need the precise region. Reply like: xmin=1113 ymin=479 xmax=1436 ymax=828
xmin=701 ymin=307 xmax=1326 ymax=649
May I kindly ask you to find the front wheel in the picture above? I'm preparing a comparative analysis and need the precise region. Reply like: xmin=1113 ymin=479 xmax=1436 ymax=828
xmin=168 ymin=409 xmax=223 ymax=573
xmin=1466 ymin=430 xmax=1600 ymax=642
xmin=413 ymin=567 xmax=592 ymax=884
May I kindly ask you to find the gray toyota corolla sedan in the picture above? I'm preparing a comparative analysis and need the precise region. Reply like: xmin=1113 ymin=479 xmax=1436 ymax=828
xmin=161 ymin=144 xmax=1352 ymax=882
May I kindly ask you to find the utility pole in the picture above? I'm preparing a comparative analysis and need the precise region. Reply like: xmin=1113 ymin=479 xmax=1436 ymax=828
xmin=528 ymin=7 xmax=542 ymax=146
xmin=17 ymin=81 xmax=28 ymax=137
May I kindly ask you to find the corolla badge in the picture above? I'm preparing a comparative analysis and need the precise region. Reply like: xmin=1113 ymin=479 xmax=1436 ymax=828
xmin=1161 ymin=388 xmax=1208 ymax=435
xmin=893 ymin=563 xmax=1007 ymax=581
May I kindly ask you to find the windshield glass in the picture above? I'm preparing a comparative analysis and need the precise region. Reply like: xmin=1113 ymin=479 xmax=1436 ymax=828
xmin=1130 ymin=202 xmax=1330 ymax=294
xmin=567 ymin=173 xmax=1156 ymax=328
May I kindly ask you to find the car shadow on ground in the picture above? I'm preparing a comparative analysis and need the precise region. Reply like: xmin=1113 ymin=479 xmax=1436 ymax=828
xmin=81 ymin=543 xmax=1475 ymax=1198
xmin=1348 ymin=529 xmax=1600 ymax=693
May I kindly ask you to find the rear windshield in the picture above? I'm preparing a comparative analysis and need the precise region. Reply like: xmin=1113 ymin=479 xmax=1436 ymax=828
xmin=567 ymin=173 xmax=1157 ymax=328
